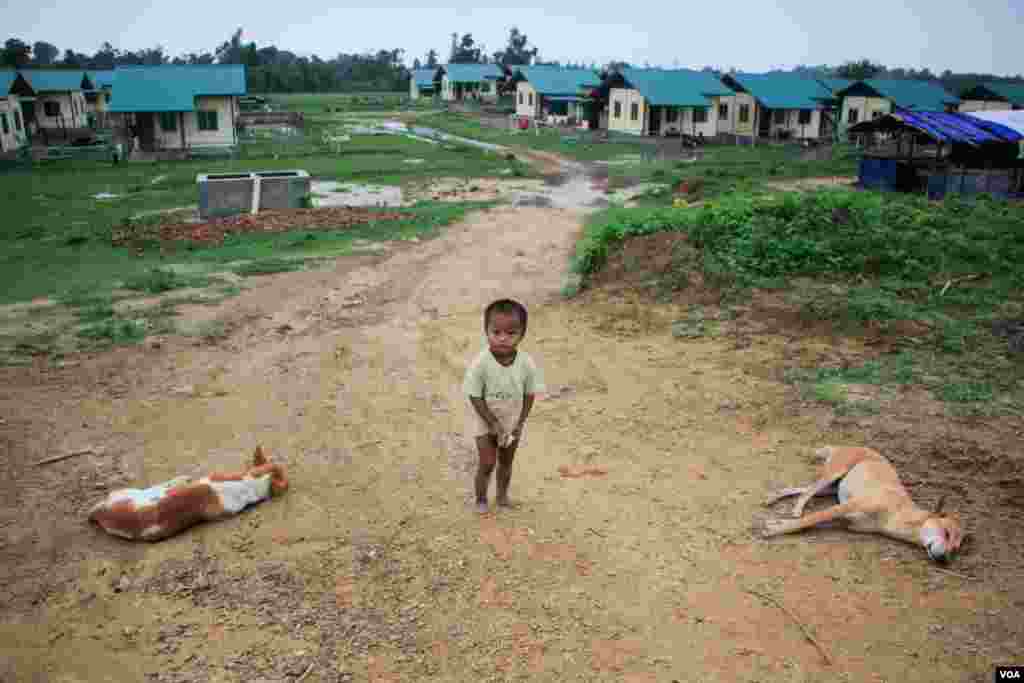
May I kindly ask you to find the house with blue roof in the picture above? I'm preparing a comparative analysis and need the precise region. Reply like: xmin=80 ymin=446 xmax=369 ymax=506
xmin=511 ymin=65 xmax=601 ymax=125
xmin=17 ymin=69 xmax=94 ymax=132
xmin=834 ymin=79 xmax=959 ymax=128
xmin=107 ymin=64 xmax=246 ymax=155
xmin=719 ymin=72 xmax=840 ymax=141
xmin=0 ymin=71 xmax=33 ymax=153
xmin=958 ymin=82 xmax=1024 ymax=113
xmin=439 ymin=63 xmax=506 ymax=102
xmin=409 ymin=68 xmax=440 ymax=100
xmin=601 ymin=67 xmax=732 ymax=137
xmin=86 ymin=71 xmax=115 ymax=125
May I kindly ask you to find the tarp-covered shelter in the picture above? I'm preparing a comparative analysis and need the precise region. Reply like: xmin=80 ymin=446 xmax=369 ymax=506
xmin=848 ymin=109 xmax=1024 ymax=198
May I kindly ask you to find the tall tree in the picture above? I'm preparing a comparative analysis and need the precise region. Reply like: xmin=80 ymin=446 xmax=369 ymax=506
xmin=836 ymin=58 xmax=885 ymax=80
xmin=412 ymin=57 xmax=422 ymax=69
xmin=492 ymin=26 xmax=537 ymax=67
xmin=216 ymin=28 xmax=244 ymax=64
xmin=31 ymin=41 xmax=59 ymax=65
xmin=425 ymin=49 xmax=439 ymax=67
xmin=450 ymin=33 xmax=481 ymax=63
xmin=3 ymin=38 xmax=32 ymax=67
xmin=92 ymin=42 xmax=119 ymax=69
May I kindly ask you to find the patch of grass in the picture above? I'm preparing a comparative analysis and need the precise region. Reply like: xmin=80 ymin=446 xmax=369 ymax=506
xmin=123 ymin=267 xmax=209 ymax=294
xmin=233 ymin=258 xmax=306 ymax=277
xmin=76 ymin=318 xmax=147 ymax=346
xmin=936 ymin=380 xmax=995 ymax=403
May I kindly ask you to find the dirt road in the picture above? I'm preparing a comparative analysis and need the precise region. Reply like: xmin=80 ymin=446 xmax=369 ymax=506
xmin=1 ymin=159 xmax=1019 ymax=683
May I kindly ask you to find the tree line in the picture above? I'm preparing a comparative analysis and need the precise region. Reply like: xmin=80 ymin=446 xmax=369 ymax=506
xmin=3 ymin=32 xmax=1021 ymax=95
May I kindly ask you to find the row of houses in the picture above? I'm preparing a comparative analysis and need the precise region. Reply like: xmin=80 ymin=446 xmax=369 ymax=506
xmin=410 ymin=63 xmax=1024 ymax=142
xmin=0 ymin=65 xmax=245 ymax=155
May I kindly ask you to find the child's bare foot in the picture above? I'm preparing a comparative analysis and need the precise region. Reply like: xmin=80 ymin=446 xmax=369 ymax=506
xmin=476 ymin=501 xmax=489 ymax=514
xmin=496 ymin=496 xmax=518 ymax=509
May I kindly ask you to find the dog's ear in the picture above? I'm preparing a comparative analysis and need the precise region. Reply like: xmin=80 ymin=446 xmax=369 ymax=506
xmin=253 ymin=445 xmax=267 ymax=467
xmin=933 ymin=494 xmax=947 ymax=516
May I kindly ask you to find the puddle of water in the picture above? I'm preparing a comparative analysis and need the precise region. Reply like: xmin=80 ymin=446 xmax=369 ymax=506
xmin=93 ymin=193 xmax=121 ymax=200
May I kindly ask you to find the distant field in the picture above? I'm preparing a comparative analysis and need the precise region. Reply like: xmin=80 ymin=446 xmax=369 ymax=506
xmin=267 ymin=92 xmax=424 ymax=114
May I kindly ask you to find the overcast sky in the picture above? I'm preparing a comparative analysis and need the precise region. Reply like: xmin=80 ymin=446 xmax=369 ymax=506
xmin=8 ymin=0 xmax=1023 ymax=75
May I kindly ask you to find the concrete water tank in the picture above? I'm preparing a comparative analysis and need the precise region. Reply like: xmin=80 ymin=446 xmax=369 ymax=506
xmin=197 ymin=170 xmax=311 ymax=219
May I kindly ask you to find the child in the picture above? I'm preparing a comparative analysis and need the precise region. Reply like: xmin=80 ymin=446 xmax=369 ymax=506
xmin=463 ymin=298 xmax=545 ymax=514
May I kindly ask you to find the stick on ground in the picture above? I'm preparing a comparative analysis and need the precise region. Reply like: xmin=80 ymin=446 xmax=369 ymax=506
xmin=33 ymin=448 xmax=98 ymax=467
xmin=745 ymin=588 xmax=833 ymax=665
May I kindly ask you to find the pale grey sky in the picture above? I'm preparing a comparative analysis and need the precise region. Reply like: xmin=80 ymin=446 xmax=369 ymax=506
xmin=9 ymin=0 xmax=1024 ymax=75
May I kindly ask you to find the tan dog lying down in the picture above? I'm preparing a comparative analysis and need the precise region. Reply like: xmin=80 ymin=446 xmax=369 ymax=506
xmin=89 ymin=446 xmax=288 ymax=541
xmin=761 ymin=446 xmax=963 ymax=562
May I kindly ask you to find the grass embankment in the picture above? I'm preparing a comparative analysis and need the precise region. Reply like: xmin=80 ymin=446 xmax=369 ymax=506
xmin=569 ymin=190 xmax=1024 ymax=415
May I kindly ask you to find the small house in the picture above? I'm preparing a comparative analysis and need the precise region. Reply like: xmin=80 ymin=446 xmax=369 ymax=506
xmin=511 ymin=65 xmax=601 ymax=126
xmin=834 ymin=79 xmax=960 ymax=128
xmin=0 ymin=71 xmax=33 ymax=153
xmin=17 ymin=69 xmax=94 ymax=133
xmin=409 ymin=68 xmax=440 ymax=100
xmin=718 ymin=73 xmax=838 ymax=141
xmin=958 ymin=82 xmax=1024 ymax=112
xmin=601 ymin=67 xmax=732 ymax=137
xmin=438 ymin=63 xmax=505 ymax=102
xmin=107 ymin=64 xmax=246 ymax=156
xmin=86 ymin=70 xmax=115 ymax=126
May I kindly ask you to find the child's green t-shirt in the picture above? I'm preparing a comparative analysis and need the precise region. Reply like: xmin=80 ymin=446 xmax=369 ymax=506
xmin=463 ymin=349 xmax=545 ymax=434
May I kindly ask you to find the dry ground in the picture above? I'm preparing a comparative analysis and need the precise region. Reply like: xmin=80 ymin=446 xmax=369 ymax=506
xmin=1 ymin=159 xmax=1022 ymax=683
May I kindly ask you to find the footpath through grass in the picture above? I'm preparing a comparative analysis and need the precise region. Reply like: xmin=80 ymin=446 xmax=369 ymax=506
xmin=569 ymin=189 xmax=1024 ymax=415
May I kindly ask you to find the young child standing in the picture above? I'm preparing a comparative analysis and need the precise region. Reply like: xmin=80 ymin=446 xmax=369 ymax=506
xmin=463 ymin=298 xmax=545 ymax=514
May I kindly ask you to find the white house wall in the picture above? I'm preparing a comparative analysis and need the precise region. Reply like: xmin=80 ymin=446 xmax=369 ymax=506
xmin=441 ymin=75 xmax=497 ymax=102
xmin=767 ymin=109 xmax=823 ymax=139
xmin=516 ymin=82 xmax=540 ymax=118
xmin=36 ymin=91 xmax=89 ymax=129
xmin=842 ymin=96 xmax=891 ymax=126
xmin=153 ymin=96 xmax=238 ymax=149
xmin=958 ymin=99 xmax=1012 ymax=112
xmin=0 ymin=96 xmax=28 ymax=151
xmin=607 ymin=88 xmax=646 ymax=134
xmin=655 ymin=106 xmax=717 ymax=137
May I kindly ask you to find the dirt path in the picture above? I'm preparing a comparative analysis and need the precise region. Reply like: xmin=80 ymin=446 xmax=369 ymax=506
xmin=0 ymin=161 xmax=1019 ymax=683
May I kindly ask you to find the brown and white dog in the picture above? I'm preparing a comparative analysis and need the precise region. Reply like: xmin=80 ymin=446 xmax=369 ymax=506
xmin=761 ymin=446 xmax=964 ymax=562
xmin=89 ymin=446 xmax=289 ymax=541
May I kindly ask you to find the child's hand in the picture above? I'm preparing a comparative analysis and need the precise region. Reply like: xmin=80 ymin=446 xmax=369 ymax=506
xmin=505 ymin=424 xmax=523 ymax=447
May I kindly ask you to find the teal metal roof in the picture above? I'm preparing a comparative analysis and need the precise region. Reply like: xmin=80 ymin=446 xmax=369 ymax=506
xmin=818 ymin=77 xmax=853 ymax=94
xmin=411 ymin=68 xmax=438 ymax=88
xmin=978 ymin=82 xmax=1024 ymax=105
xmin=514 ymin=65 xmax=601 ymax=96
xmin=0 ymin=71 xmax=33 ymax=95
xmin=840 ymin=79 xmax=960 ymax=109
xmin=618 ymin=67 xmax=731 ymax=106
xmin=89 ymin=70 xmax=115 ymax=89
xmin=726 ymin=73 xmax=834 ymax=109
xmin=441 ymin=63 xmax=504 ymax=83
xmin=108 ymin=65 xmax=246 ymax=113
xmin=18 ymin=69 xmax=92 ymax=92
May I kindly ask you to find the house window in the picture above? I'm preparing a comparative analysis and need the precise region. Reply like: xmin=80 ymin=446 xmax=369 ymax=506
xmin=798 ymin=109 xmax=812 ymax=125
xmin=614 ymin=101 xmax=622 ymax=118
xmin=773 ymin=109 xmax=786 ymax=125
xmin=44 ymin=101 xmax=61 ymax=117
xmin=871 ymin=110 xmax=883 ymax=120
xmin=519 ymin=91 xmax=523 ymax=105
xmin=630 ymin=102 xmax=639 ymax=121
xmin=198 ymin=110 xmax=219 ymax=131
xmin=693 ymin=108 xmax=708 ymax=123
xmin=528 ymin=92 xmax=533 ymax=106
xmin=666 ymin=108 xmax=678 ymax=123
xmin=738 ymin=104 xmax=750 ymax=123
xmin=718 ymin=103 xmax=728 ymax=120
xmin=14 ymin=110 xmax=22 ymax=131
xmin=847 ymin=108 xmax=859 ymax=124
xmin=1 ymin=114 xmax=8 ymax=135
xmin=159 ymin=112 xmax=177 ymax=131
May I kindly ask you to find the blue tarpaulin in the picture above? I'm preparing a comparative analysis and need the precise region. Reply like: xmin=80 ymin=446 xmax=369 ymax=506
xmin=850 ymin=109 xmax=1024 ymax=146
